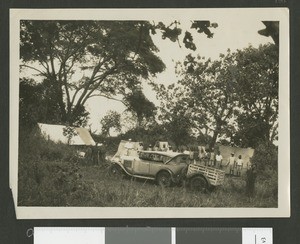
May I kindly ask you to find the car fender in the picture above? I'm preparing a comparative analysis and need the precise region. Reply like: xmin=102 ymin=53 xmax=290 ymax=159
xmin=187 ymin=172 xmax=211 ymax=187
xmin=111 ymin=162 xmax=132 ymax=177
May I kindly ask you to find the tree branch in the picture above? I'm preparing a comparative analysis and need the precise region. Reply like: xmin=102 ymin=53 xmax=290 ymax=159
xmin=70 ymin=86 xmax=83 ymax=107
xmin=88 ymin=93 xmax=127 ymax=106
xmin=81 ymin=67 xmax=117 ymax=105
xmin=20 ymin=64 xmax=48 ymax=76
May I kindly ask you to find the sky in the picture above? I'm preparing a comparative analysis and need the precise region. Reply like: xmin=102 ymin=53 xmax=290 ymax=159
xmin=85 ymin=19 xmax=273 ymax=133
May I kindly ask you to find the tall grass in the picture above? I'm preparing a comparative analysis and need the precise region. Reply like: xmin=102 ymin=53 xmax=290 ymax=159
xmin=18 ymin=128 xmax=278 ymax=208
xmin=54 ymin=165 xmax=277 ymax=208
xmin=18 ymin=127 xmax=87 ymax=206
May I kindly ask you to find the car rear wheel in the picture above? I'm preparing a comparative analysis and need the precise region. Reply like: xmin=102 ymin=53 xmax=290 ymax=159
xmin=156 ymin=171 xmax=172 ymax=187
xmin=190 ymin=175 xmax=208 ymax=192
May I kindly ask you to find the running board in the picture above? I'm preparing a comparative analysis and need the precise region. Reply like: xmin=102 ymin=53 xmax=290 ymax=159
xmin=119 ymin=165 xmax=156 ymax=180
xmin=127 ymin=173 xmax=155 ymax=181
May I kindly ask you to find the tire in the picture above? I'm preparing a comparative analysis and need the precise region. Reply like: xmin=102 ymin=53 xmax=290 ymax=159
xmin=190 ymin=175 xmax=208 ymax=192
xmin=156 ymin=171 xmax=172 ymax=187
xmin=109 ymin=164 xmax=123 ymax=177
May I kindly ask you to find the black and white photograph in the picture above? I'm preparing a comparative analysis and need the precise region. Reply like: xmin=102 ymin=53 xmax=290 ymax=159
xmin=10 ymin=8 xmax=290 ymax=218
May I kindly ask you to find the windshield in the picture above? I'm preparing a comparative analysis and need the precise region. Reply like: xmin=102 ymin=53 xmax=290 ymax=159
xmin=138 ymin=151 xmax=172 ymax=163
xmin=167 ymin=155 xmax=189 ymax=165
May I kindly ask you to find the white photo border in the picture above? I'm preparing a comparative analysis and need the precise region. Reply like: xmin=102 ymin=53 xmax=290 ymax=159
xmin=10 ymin=8 xmax=290 ymax=219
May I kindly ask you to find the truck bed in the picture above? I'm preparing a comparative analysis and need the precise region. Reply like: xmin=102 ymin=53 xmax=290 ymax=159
xmin=187 ymin=164 xmax=225 ymax=186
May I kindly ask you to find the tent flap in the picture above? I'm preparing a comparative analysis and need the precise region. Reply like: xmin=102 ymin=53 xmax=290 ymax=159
xmin=38 ymin=123 xmax=96 ymax=146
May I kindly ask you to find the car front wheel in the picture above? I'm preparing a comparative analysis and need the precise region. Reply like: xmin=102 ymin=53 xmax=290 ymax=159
xmin=156 ymin=171 xmax=172 ymax=187
xmin=109 ymin=164 xmax=123 ymax=177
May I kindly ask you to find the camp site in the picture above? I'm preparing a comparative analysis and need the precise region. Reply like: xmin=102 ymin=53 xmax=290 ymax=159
xmin=17 ymin=18 xmax=278 ymax=208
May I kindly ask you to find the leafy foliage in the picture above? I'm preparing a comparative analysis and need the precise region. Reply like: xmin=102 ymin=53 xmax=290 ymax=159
xmin=190 ymin=21 xmax=218 ymax=38
xmin=20 ymin=20 xmax=166 ymax=125
xmin=19 ymin=78 xmax=90 ymax=127
xmin=159 ymin=50 xmax=239 ymax=149
xmin=62 ymin=126 xmax=78 ymax=145
xmin=258 ymin=21 xmax=279 ymax=46
xmin=100 ymin=111 xmax=122 ymax=137
xmin=20 ymin=78 xmax=63 ymax=127
xmin=232 ymin=44 xmax=278 ymax=147
xmin=20 ymin=20 xmax=217 ymax=127
xmin=123 ymin=88 xmax=157 ymax=127
xmin=153 ymin=21 xmax=217 ymax=50
xmin=18 ymin=126 xmax=88 ymax=206
xmin=251 ymin=140 xmax=278 ymax=172
xmin=156 ymin=44 xmax=278 ymax=149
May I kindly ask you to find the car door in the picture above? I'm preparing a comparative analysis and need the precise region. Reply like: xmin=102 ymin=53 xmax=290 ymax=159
xmin=149 ymin=154 xmax=170 ymax=175
xmin=132 ymin=155 xmax=151 ymax=176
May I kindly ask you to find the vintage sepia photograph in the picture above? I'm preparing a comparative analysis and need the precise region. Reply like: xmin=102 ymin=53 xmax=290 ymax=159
xmin=10 ymin=8 xmax=290 ymax=218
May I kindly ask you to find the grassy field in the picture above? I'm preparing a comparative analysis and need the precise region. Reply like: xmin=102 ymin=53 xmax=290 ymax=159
xmin=17 ymin=131 xmax=278 ymax=208
xmin=18 ymin=161 xmax=277 ymax=207
xmin=71 ymin=164 xmax=277 ymax=208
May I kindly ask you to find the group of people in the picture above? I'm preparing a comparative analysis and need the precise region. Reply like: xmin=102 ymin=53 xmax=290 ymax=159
xmin=80 ymin=143 xmax=105 ymax=165
xmin=194 ymin=150 xmax=244 ymax=176
xmin=225 ymin=153 xmax=244 ymax=176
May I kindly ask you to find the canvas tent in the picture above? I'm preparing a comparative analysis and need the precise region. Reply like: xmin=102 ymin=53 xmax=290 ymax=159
xmin=38 ymin=123 xmax=96 ymax=146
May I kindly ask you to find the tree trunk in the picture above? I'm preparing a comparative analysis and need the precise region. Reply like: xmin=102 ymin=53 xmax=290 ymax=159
xmin=209 ymin=125 xmax=221 ymax=150
xmin=53 ymin=78 xmax=67 ymax=123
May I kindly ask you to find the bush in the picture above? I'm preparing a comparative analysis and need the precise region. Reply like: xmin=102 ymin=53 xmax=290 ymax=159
xmin=18 ymin=126 xmax=87 ymax=206
xmin=19 ymin=126 xmax=77 ymax=162
xmin=248 ymin=140 xmax=278 ymax=204
xmin=251 ymin=140 xmax=278 ymax=171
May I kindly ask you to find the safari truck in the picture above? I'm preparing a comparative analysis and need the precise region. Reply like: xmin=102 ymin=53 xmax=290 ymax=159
xmin=109 ymin=143 xmax=225 ymax=191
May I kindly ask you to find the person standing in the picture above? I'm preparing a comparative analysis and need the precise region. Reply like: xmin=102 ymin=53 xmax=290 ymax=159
xmin=193 ymin=147 xmax=199 ymax=164
xmin=209 ymin=148 xmax=215 ymax=167
xmin=91 ymin=143 xmax=99 ymax=165
xmin=199 ymin=148 xmax=206 ymax=165
xmin=215 ymin=151 xmax=223 ymax=169
xmin=203 ymin=150 xmax=209 ymax=166
xmin=236 ymin=155 xmax=243 ymax=176
xmin=189 ymin=147 xmax=194 ymax=164
xmin=98 ymin=144 xmax=106 ymax=166
xmin=85 ymin=147 xmax=92 ymax=164
xmin=124 ymin=139 xmax=134 ymax=156
xmin=227 ymin=153 xmax=236 ymax=176
xmin=246 ymin=163 xmax=257 ymax=198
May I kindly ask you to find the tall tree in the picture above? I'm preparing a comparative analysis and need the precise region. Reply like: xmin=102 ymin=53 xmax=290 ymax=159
xmin=123 ymin=88 xmax=156 ymax=127
xmin=20 ymin=20 xmax=166 ymax=126
xmin=20 ymin=20 xmax=217 ymax=126
xmin=154 ymin=83 xmax=197 ymax=146
xmin=174 ymin=51 xmax=240 ymax=149
xmin=157 ymin=44 xmax=278 ymax=148
xmin=19 ymin=78 xmax=66 ymax=127
xmin=100 ymin=110 xmax=122 ymax=137
xmin=232 ymin=44 xmax=278 ymax=147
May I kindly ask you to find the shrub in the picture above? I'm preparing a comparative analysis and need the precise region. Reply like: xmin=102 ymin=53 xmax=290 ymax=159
xmin=18 ymin=126 xmax=87 ymax=206
xmin=251 ymin=140 xmax=278 ymax=171
xmin=247 ymin=140 xmax=278 ymax=205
